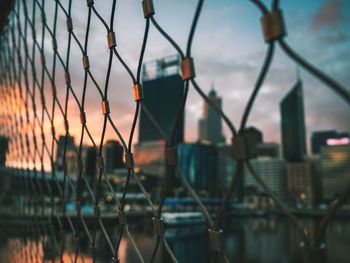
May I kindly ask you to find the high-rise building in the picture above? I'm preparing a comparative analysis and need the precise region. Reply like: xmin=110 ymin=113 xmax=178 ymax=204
xmin=139 ymin=56 xmax=185 ymax=145
xmin=243 ymin=126 xmax=263 ymax=158
xmin=55 ymin=135 xmax=76 ymax=171
xmin=82 ymin=146 xmax=97 ymax=186
xmin=198 ymin=87 xmax=225 ymax=144
xmin=177 ymin=143 xmax=217 ymax=192
xmin=280 ymin=80 xmax=306 ymax=162
xmin=286 ymin=160 xmax=322 ymax=207
xmin=311 ymin=130 xmax=350 ymax=154
xmin=0 ymin=136 xmax=8 ymax=166
xmin=321 ymin=145 xmax=350 ymax=202
xmin=244 ymin=157 xmax=287 ymax=201
xmin=216 ymin=145 xmax=237 ymax=193
xmin=103 ymin=140 xmax=124 ymax=172
xmin=257 ymin=142 xmax=280 ymax=158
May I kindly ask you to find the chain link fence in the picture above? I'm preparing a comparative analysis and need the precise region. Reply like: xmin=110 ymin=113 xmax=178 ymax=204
xmin=0 ymin=0 xmax=349 ymax=262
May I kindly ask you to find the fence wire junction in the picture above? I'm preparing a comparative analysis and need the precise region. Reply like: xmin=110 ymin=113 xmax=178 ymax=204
xmin=0 ymin=0 xmax=350 ymax=262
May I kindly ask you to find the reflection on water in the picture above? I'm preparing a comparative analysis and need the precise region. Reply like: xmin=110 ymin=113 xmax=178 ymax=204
xmin=1 ymin=217 xmax=350 ymax=263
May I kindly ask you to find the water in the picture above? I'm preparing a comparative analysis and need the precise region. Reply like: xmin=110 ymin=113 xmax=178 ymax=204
xmin=1 ymin=217 xmax=350 ymax=263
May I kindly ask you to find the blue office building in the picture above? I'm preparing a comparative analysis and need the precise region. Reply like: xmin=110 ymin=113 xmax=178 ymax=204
xmin=177 ymin=143 xmax=217 ymax=191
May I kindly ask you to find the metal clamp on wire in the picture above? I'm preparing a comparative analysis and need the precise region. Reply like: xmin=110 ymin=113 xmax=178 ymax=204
xmin=232 ymin=128 xmax=261 ymax=160
xmin=40 ymin=53 xmax=45 ymax=65
xmin=75 ymin=200 xmax=81 ymax=215
xmin=133 ymin=83 xmax=144 ymax=101
xmin=77 ymin=158 xmax=83 ymax=173
xmin=41 ymin=12 xmax=46 ymax=23
xmin=66 ymin=17 xmax=73 ymax=32
xmin=73 ymin=234 xmax=79 ymax=242
xmin=181 ymin=57 xmax=196 ymax=80
xmin=89 ymin=244 xmax=97 ymax=257
xmin=42 ymin=96 xmax=47 ymax=107
xmin=96 ymin=156 xmax=104 ymax=171
xmin=52 ymin=38 xmax=57 ymax=50
xmin=107 ymin=31 xmax=117 ymax=49
xmin=64 ymin=119 xmax=69 ymax=131
xmin=61 ymin=198 xmax=68 ymax=211
xmin=118 ymin=210 xmax=127 ymax=226
xmin=102 ymin=100 xmax=110 ymax=115
xmin=111 ymin=257 xmax=119 ymax=263
xmin=125 ymin=152 xmax=134 ymax=168
xmin=82 ymin=55 xmax=90 ymax=70
xmin=231 ymin=134 xmax=249 ymax=160
xmin=51 ymin=125 xmax=56 ymax=137
xmin=152 ymin=217 xmax=164 ymax=237
xmin=261 ymin=9 xmax=286 ymax=43
xmin=65 ymin=72 xmax=71 ymax=85
xmin=94 ymin=205 xmax=100 ymax=217
xmin=86 ymin=0 xmax=94 ymax=7
xmin=165 ymin=147 xmax=178 ymax=166
xmin=32 ymin=29 xmax=36 ymax=40
xmin=142 ymin=0 xmax=155 ymax=18
xmin=80 ymin=111 xmax=86 ymax=125
xmin=208 ymin=229 xmax=224 ymax=252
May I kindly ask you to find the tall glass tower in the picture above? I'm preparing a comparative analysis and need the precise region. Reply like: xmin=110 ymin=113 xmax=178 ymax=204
xmin=139 ymin=56 xmax=185 ymax=145
xmin=280 ymin=79 xmax=306 ymax=162
xmin=198 ymin=86 xmax=225 ymax=144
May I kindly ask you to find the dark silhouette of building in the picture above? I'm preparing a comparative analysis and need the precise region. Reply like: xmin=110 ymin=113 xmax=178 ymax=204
xmin=55 ymin=135 xmax=76 ymax=170
xmin=311 ymin=130 xmax=350 ymax=154
xmin=243 ymin=126 xmax=263 ymax=158
xmin=0 ymin=136 xmax=8 ymax=166
xmin=257 ymin=142 xmax=280 ymax=158
xmin=82 ymin=146 xmax=97 ymax=187
xmin=198 ymin=86 xmax=225 ymax=144
xmin=103 ymin=140 xmax=124 ymax=172
xmin=139 ymin=56 xmax=185 ymax=144
xmin=0 ymin=0 xmax=13 ymax=35
xmin=280 ymin=80 xmax=306 ymax=162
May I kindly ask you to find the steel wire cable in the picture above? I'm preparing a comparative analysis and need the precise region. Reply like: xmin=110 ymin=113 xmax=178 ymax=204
xmin=247 ymin=0 xmax=350 ymax=256
xmin=0 ymin=0 xmax=350 ymax=262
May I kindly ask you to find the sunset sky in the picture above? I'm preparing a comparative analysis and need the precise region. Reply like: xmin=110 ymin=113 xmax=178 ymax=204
xmin=12 ymin=0 xmax=350 ymax=155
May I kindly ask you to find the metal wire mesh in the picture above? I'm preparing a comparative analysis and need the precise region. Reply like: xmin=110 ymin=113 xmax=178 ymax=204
xmin=0 ymin=0 xmax=349 ymax=262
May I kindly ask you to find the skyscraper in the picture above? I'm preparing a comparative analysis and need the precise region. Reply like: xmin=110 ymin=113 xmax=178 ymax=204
xmin=103 ymin=140 xmax=124 ymax=172
xmin=321 ymin=145 xmax=350 ymax=202
xmin=82 ymin=146 xmax=97 ymax=187
xmin=286 ymin=161 xmax=322 ymax=207
xmin=198 ymin=87 xmax=225 ymax=144
xmin=177 ymin=143 xmax=217 ymax=192
xmin=243 ymin=126 xmax=263 ymax=158
xmin=0 ymin=136 xmax=8 ymax=166
xmin=244 ymin=157 xmax=287 ymax=201
xmin=311 ymin=130 xmax=350 ymax=154
xmin=280 ymin=79 xmax=306 ymax=162
xmin=139 ymin=56 xmax=185 ymax=144
xmin=55 ymin=135 xmax=76 ymax=171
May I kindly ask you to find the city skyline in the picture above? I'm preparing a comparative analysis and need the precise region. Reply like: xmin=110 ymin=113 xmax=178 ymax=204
xmin=0 ymin=1 xmax=350 ymax=262
xmin=15 ymin=0 xmax=349 ymax=154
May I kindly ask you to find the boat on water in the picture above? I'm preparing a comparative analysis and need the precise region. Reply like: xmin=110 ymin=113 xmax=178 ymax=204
xmin=162 ymin=211 xmax=205 ymax=226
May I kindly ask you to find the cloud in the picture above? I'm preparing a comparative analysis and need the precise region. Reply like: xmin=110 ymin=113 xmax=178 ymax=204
xmin=312 ymin=0 xmax=341 ymax=29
